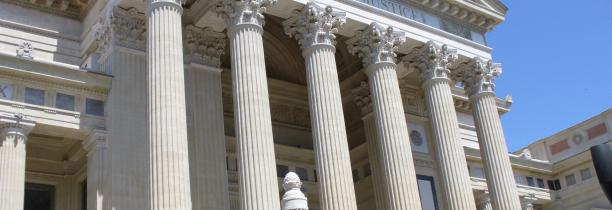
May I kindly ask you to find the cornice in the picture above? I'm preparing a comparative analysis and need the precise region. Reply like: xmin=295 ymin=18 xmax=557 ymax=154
xmin=0 ymin=0 xmax=95 ymax=19
xmin=411 ymin=0 xmax=506 ymax=31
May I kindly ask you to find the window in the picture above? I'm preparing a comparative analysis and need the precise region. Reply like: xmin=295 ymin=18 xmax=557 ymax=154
xmin=417 ymin=175 xmax=440 ymax=210
xmin=580 ymin=168 xmax=592 ymax=181
xmin=24 ymin=183 xmax=55 ymax=210
xmin=363 ymin=163 xmax=372 ymax=178
xmin=85 ymin=98 xmax=104 ymax=116
xmin=25 ymin=87 xmax=45 ymax=106
xmin=56 ymin=93 xmax=75 ymax=111
xmin=352 ymin=169 xmax=359 ymax=182
xmin=565 ymin=174 xmax=576 ymax=186
xmin=526 ymin=176 xmax=535 ymax=187
xmin=276 ymin=165 xmax=289 ymax=178
xmin=295 ymin=167 xmax=308 ymax=181
xmin=537 ymin=178 xmax=545 ymax=188
xmin=548 ymin=179 xmax=562 ymax=190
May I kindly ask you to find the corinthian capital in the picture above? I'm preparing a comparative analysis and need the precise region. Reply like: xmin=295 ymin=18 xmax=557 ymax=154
xmin=184 ymin=25 xmax=226 ymax=67
xmin=217 ymin=0 xmax=276 ymax=28
xmin=347 ymin=23 xmax=405 ymax=68
xmin=351 ymin=81 xmax=373 ymax=114
xmin=95 ymin=7 xmax=146 ymax=54
xmin=283 ymin=2 xmax=346 ymax=50
xmin=412 ymin=41 xmax=458 ymax=82
xmin=459 ymin=57 xmax=502 ymax=97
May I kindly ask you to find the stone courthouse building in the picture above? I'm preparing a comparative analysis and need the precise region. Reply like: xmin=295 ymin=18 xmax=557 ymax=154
xmin=0 ymin=0 xmax=610 ymax=209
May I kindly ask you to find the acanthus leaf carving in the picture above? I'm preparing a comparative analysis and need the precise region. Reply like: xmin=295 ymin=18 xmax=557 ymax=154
xmin=16 ymin=41 xmax=34 ymax=59
xmin=95 ymin=7 xmax=147 ymax=55
xmin=410 ymin=41 xmax=458 ymax=83
xmin=217 ymin=0 xmax=277 ymax=28
xmin=346 ymin=23 xmax=405 ymax=68
xmin=456 ymin=57 xmax=501 ymax=97
xmin=283 ymin=2 xmax=346 ymax=49
xmin=351 ymin=80 xmax=372 ymax=115
xmin=184 ymin=25 xmax=226 ymax=67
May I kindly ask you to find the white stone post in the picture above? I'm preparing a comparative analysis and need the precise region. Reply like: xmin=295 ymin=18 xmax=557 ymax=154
xmin=347 ymin=23 xmax=422 ymax=210
xmin=0 ymin=114 xmax=34 ymax=210
xmin=351 ymin=81 xmax=388 ymax=210
xmin=83 ymin=130 xmax=108 ymax=210
xmin=218 ymin=1 xmax=281 ymax=210
xmin=281 ymin=172 xmax=309 ymax=210
xmin=458 ymin=57 xmax=521 ymax=210
xmin=145 ymin=0 xmax=192 ymax=208
xmin=413 ymin=41 xmax=477 ymax=210
xmin=184 ymin=25 xmax=231 ymax=210
xmin=478 ymin=191 xmax=492 ymax=210
xmin=284 ymin=4 xmax=358 ymax=210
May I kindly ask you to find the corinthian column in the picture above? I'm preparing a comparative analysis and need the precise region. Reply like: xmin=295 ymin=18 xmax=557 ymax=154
xmin=218 ymin=1 xmax=281 ymax=210
xmin=145 ymin=0 xmax=192 ymax=208
xmin=412 ymin=41 xmax=476 ymax=210
xmin=520 ymin=194 xmax=536 ymax=210
xmin=458 ymin=57 xmax=521 ymax=210
xmin=351 ymin=81 xmax=388 ymax=210
xmin=283 ymin=3 xmax=357 ymax=210
xmin=0 ymin=114 xmax=34 ymax=210
xmin=83 ymin=130 xmax=108 ymax=210
xmin=347 ymin=23 xmax=422 ymax=210
xmin=184 ymin=25 xmax=231 ymax=210
xmin=478 ymin=191 xmax=492 ymax=210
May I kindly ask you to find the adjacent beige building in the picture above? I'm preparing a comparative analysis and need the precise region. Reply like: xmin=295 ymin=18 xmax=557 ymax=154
xmin=0 ymin=0 xmax=609 ymax=209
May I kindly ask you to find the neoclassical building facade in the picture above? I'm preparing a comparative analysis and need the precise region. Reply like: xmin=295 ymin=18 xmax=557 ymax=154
xmin=0 ymin=0 xmax=608 ymax=209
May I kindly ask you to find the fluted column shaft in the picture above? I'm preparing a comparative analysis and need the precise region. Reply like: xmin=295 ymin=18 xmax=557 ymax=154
xmin=304 ymin=43 xmax=358 ymax=210
xmin=461 ymin=57 xmax=521 ymax=210
xmin=145 ymin=0 xmax=192 ymax=209
xmin=0 ymin=118 xmax=34 ymax=210
xmin=423 ymin=78 xmax=476 ymax=210
xmin=472 ymin=93 xmax=521 ymax=210
xmin=362 ymin=115 xmax=389 ymax=210
xmin=520 ymin=196 xmax=535 ymax=210
xmin=83 ymin=131 xmax=107 ymax=210
xmin=224 ymin=14 xmax=281 ymax=210
xmin=366 ymin=62 xmax=423 ymax=210
xmin=185 ymin=65 xmax=230 ymax=210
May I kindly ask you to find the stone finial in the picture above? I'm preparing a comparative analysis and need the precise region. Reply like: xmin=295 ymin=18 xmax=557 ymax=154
xmin=458 ymin=57 xmax=502 ymax=97
xmin=184 ymin=25 xmax=226 ymax=67
xmin=281 ymin=172 xmax=308 ymax=210
xmin=283 ymin=2 xmax=346 ymax=49
xmin=217 ymin=0 xmax=277 ymax=27
xmin=16 ymin=41 xmax=34 ymax=59
xmin=346 ymin=23 xmax=405 ymax=68
xmin=413 ymin=41 xmax=458 ymax=82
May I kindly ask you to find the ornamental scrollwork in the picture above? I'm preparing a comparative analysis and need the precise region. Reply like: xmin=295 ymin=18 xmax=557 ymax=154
xmin=16 ymin=41 xmax=34 ymax=59
xmin=184 ymin=25 xmax=226 ymax=67
xmin=95 ymin=7 xmax=147 ymax=54
xmin=283 ymin=2 xmax=346 ymax=49
xmin=346 ymin=23 xmax=405 ymax=67
xmin=411 ymin=41 xmax=458 ymax=82
xmin=217 ymin=0 xmax=277 ymax=28
xmin=456 ymin=57 xmax=502 ymax=97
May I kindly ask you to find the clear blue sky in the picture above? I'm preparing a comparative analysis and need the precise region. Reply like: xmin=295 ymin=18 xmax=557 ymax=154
xmin=486 ymin=0 xmax=612 ymax=152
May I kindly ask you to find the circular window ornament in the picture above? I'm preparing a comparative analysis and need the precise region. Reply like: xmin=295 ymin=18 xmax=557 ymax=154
xmin=572 ymin=133 xmax=584 ymax=145
xmin=410 ymin=130 xmax=423 ymax=146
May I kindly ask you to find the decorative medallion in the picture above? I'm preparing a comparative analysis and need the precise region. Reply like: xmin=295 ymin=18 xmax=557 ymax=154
xmin=572 ymin=133 xmax=584 ymax=145
xmin=410 ymin=130 xmax=423 ymax=146
xmin=16 ymin=41 xmax=34 ymax=59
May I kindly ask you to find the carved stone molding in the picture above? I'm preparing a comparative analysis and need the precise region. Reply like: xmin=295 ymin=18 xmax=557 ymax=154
xmin=184 ymin=25 xmax=226 ymax=67
xmin=455 ymin=57 xmax=502 ymax=97
xmin=95 ymin=7 xmax=147 ymax=55
xmin=346 ymin=23 xmax=405 ymax=68
xmin=351 ymin=80 xmax=373 ymax=115
xmin=408 ymin=41 xmax=458 ymax=83
xmin=399 ymin=84 xmax=427 ymax=117
xmin=283 ymin=2 xmax=346 ymax=50
xmin=217 ymin=0 xmax=277 ymax=28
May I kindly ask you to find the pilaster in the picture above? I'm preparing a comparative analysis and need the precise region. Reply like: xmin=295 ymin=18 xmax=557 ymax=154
xmin=218 ymin=1 xmax=281 ymax=210
xmin=411 ymin=41 xmax=477 ymax=210
xmin=184 ymin=25 xmax=230 ymax=210
xmin=347 ymin=23 xmax=422 ymax=210
xmin=284 ymin=3 xmax=357 ymax=210
xmin=0 ymin=113 xmax=35 ymax=210
xmin=83 ymin=130 xmax=108 ymax=210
